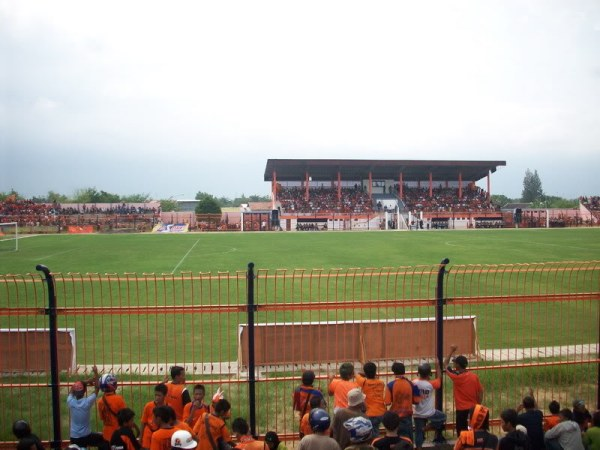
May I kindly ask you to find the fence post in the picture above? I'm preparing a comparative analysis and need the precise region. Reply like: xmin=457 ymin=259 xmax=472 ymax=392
xmin=435 ymin=258 xmax=450 ymax=412
xmin=36 ymin=264 xmax=62 ymax=450
xmin=246 ymin=262 xmax=257 ymax=437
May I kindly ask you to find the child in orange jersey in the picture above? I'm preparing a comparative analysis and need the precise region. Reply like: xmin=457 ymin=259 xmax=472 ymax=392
xmin=165 ymin=366 xmax=191 ymax=421
xmin=183 ymin=385 xmax=211 ymax=429
xmin=544 ymin=401 xmax=561 ymax=432
xmin=97 ymin=373 xmax=127 ymax=442
xmin=141 ymin=384 xmax=168 ymax=450
xmin=110 ymin=408 xmax=141 ymax=450
xmin=328 ymin=362 xmax=359 ymax=413
xmin=231 ymin=418 xmax=263 ymax=450
xmin=150 ymin=406 xmax=177 ymax=450
xmin=355 ymin=362 xmax=386 ymax=430
xmin=192 ymin=399 xmax=234 ymax=450
xmin=300 ymin=396 xmax=327 ymax=438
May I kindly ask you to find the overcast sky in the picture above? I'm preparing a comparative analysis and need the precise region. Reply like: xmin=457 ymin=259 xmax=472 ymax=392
xmin=1 ymin=1 xmax=599 ymax=201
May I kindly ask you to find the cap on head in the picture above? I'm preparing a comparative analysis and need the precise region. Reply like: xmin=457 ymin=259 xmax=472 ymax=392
xmin=343 ymin=416 xmax=374 ymax=443
xmin=309 ymin=408 xmax=331 ymax=432
xmin=453 ymin=355 xmax=468 ymax=369
xmin=573 ymin=399 xmax=585 ymax=408
xmin=347 ymin=388 xmax=366 ymax=407
xmin=171 ymin=430 xmax=197 ymax=449
xmin=99 ymin=373 xmax=117 ymax=392
xmin=12 ymin=420 xmax=32 ymax=439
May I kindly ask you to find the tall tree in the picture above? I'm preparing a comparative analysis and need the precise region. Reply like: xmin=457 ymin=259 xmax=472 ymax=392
xmin=195 ymin=197 xmax=221 ymax=214
xmin=521 ymin=169 xmax=544 ymax=203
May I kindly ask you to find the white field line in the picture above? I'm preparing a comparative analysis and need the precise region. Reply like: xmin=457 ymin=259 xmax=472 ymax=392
xmin=171 ymin=238 xmax=201 ymax=274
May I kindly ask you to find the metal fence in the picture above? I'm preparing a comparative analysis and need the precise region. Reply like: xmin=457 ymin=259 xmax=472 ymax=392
xmin=0 ymin=261 xmax=598 ymax=448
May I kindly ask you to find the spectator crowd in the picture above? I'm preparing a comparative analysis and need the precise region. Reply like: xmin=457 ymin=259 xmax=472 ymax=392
xmin=12 ymin=346 xmax=599 ymax=450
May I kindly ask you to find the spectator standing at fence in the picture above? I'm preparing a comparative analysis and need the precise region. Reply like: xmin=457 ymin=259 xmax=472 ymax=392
xmin=294 ymin=370 xmax=325 ymax=421
xmin=443 ymin=345 xmax=483 ymax=435
xmin=141 ymin=384 xmax=169 ymax=450
xmin=98 ymin=373 xmax=127 ymax=442
xmin=544 ymin=408 xmax=584 ymax=450
xmin=572 ymin=399 xmax=592 ymax=432
xmin=499 ymin=408 xmax=531 ymax=450
xmin=355 ymin=362 xmax=386 ymax=430
xmin=583 ymin=410 xmax=600 ymax=450
xmin=332 ymin=388 xmax=369 ymax=450
xmin=231 ymin=417 xmax=262 ymax=450
xmin=183 ymin=385 xmax=210 ymax=429
xmin=516 ymin=394 xmax=544 ymax=450
xmin=12 ymin=420 xmax=44 ymax=450
xmin=192 ymin=399 xmax=233 ymax=450
xmin=329 ymin=363 xmax=359 ymax=413
xmin=150 ymin=406 xmax=177 ymax=450
xmin=110 ymin=408 xmax=141 ymax=450
xmin=412 ymin=361 xmax=447 ymax=448
xmin=544 ymin=401 xmax=561 ymax=432
xmin=384 ymin=362 xmax=421 ymax=443
xmin=454 ymin=404 xmax=498 ymax=450
xmin=298 ymin=408 xmax=341 ymax=450
xmin=67 ymin=365 xmax=109 ymax=450
xmin=301 ymin=396 xmax=327 ymax=438
xmin=165 ymin=366 xmax=191 ymax=421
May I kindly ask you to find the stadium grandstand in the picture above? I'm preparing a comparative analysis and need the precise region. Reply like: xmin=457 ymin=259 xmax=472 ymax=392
xmin=262 ymin=159 xmax=508 ymax=231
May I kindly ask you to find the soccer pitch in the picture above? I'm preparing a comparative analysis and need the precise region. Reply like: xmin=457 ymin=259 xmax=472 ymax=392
xmin=1 ymin=228 xmax=599 ymax=275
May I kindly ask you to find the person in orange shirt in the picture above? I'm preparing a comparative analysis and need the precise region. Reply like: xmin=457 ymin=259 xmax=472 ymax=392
xmin=110 ymin=408 xmax=141 ymax=450
xmin=150 ymin=406 xmax=177 ymax=450
xmin=231 ymin=418 xmax=263 ymax=450
xmin=355 ymin=362 xmax=386 ymax=430
xmin=300 ymin=396 xmax=327 ymax=438
xmin=165 ymin=366 xmax=191 ymax=421
xmin=544 ymin=401 xmax=561 ymax=431
xmin=97 ymin=373 xmax=128 ymax=442
xmin=328 ymin=362 xmax=359 ymax=413
xmin=384 ymin=362 xmax=421 ymax=443
xmin=192 ymin=399 xmax=233 ymax=450
xmin=183 ymin=385 xmax=210 ymax=429
xmin=141 ymin=384 xmax=168 ymax=450
xmin=443 ymin=345 xmax=484 ymax=435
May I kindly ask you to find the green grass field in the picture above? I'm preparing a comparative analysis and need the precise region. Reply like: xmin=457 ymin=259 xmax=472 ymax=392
xmin=1 ymin=227 xmax=599 ymax=275
xmin=0 ymin=228 xmax=598 ymax=442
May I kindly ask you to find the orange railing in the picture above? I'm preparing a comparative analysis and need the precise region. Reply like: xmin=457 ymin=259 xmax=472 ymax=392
xmin=0 ymin=261 xmax=598 ymax=446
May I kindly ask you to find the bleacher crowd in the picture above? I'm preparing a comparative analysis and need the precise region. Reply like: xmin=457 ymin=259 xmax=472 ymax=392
xmin=276 ymin=185 xmax=497 ymax=215
xmin=0 ymin=198 xmax=160 ymax=232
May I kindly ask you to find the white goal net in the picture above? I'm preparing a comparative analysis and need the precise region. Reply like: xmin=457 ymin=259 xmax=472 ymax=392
xmin=0 ymin=222 xmax=18 ymax=252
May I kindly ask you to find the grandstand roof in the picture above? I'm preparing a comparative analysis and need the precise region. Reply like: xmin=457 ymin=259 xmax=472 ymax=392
xmin=264 ymin=159 xmax=506 ymax=182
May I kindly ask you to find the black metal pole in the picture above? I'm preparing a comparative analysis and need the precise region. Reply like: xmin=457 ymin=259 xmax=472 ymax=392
xmin=36 ymin=264 xmax=62 ymax=450
xmin=435 ymin=258 xmax=449 ymax=412
xmin=246 ymin=262 xmax=257 ymax=437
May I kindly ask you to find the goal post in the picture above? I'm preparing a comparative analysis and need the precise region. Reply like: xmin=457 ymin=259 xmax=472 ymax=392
xmin=0 ymin=222 xmax=19 ymax=252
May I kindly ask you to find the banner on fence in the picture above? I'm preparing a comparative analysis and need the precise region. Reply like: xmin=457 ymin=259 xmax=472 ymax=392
xmin=0 ymin=328 xmax=76 ymax=373
xmin=152 ymin=223 xmax=189 ymax=233
xmin=238 ymin=316 xmax=478 ymax=367
xmin=67 ymin=225 xmax=94 ymax=234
